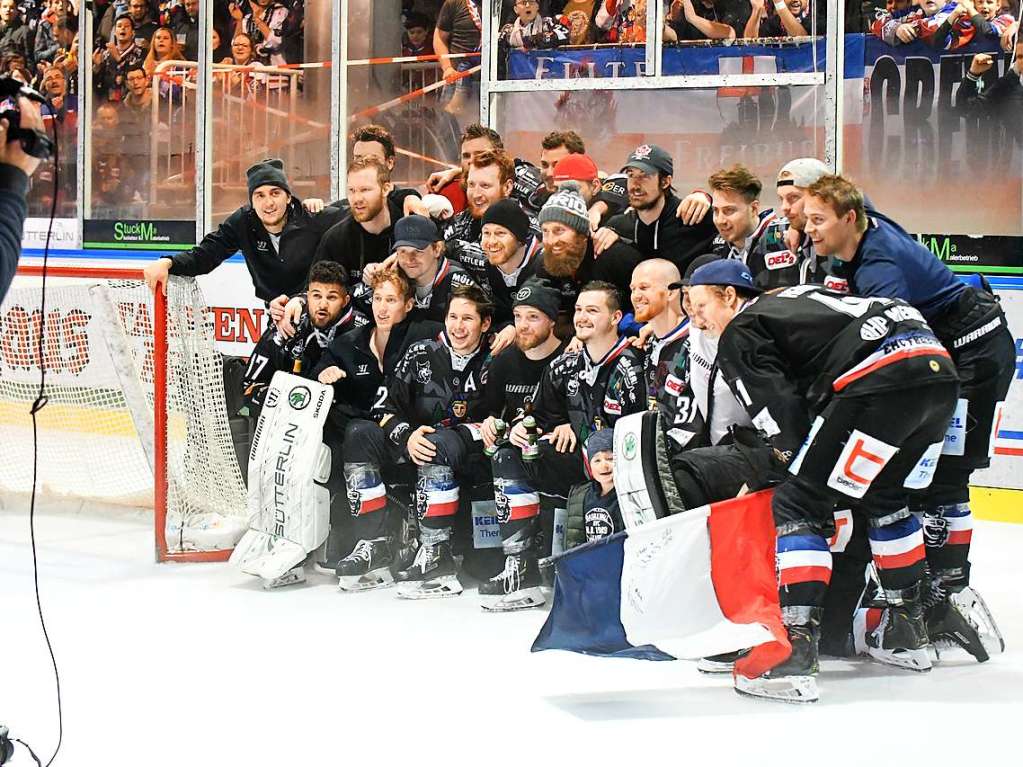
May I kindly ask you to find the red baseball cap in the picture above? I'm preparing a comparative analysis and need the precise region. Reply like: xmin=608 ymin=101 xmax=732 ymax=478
xmin=552 ymin=153 xmax=599 ymax=183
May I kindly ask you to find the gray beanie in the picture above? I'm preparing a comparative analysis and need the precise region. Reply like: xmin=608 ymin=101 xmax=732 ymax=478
xmin=538 ymin=181 xmax=590 ymax=236
xmin=585 ymin=429 xmax=614 ymax=461
xmin=246 ymin=158 xmax=291 ymax=200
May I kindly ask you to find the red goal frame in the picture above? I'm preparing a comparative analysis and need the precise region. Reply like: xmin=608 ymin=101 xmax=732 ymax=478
xmin=15 ymin=264 xmax=233 ymax=563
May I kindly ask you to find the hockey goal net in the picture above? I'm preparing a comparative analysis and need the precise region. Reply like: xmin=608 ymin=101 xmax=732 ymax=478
xmin=0 ymin=265 xmax=248 ymax=562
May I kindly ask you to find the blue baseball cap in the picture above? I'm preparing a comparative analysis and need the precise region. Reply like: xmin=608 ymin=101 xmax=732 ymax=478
xmin=688 ymin=259 xmax=762 ymax=294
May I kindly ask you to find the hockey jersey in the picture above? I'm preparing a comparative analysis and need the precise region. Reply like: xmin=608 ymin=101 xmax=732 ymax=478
xmin=242 ymin=304 xmax=370 ymax=408
xmin=379 ymin=332 xmax=493 ymax=454
xmin=712 ymin=209 xmax=830 ymax=290
xmin=531 ymin=336 xmax=645 ymax=443
xmin=448 ymin=236 xmax=544 ymax=325
xmin=871 ymin=3 xmax=978 ymax=50
xmin=484 ymin=340 xmax=568 ymax=424
xmin=717 ymin=285 xmax=958 ymax=461
xmin=644 ymin=319 xmax=700 ymax=453
xmin=409 ymin=256 xmax=480 ymax=323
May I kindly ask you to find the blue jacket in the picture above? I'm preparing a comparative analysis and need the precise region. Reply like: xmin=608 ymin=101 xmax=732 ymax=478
xmin=835 ymin=212 xmax=963 ymax=321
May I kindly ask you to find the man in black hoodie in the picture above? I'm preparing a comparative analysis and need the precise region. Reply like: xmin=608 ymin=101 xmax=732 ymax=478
xmin=143 ymin=159 xmax=345 ymax=303
xmin=595 ymin=144 xmax=718 ymax=276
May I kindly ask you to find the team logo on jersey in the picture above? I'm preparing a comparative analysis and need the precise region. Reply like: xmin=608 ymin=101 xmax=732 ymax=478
xmin=288 ymin=386 xmax=311 ymax=410
xmin=416 ymin=363 xmax=432 ymax=385
xmin=256 ymin=240 xmax=269 ymax=251
xmin=357 ymin=364 xmax=370 ymax=376
xmin=452 ymin=400 xmax=467 ymax=419
xmin=567 ymin=376 xmax=580 ymax=396
xmin=585 ymin=508 xmax=614 ymax=541
xmin=765 ymin=250 xmax=796 ymax=270
xmin=515 ymin=287 xmax=532 ymax=301
xmin=859 ymin=316 xmax=889 ymax=341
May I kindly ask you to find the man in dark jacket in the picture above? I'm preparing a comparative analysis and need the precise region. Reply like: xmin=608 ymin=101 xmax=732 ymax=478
xmin=0 ymin=95 xmax=43 ymax=302
xmin=596 ymin=144 xmax=718 ymax=276
xmin=143 ymin=159 xmax=345 ymax=303
xmin=957 ymin=44 xmax=1023 ymax=151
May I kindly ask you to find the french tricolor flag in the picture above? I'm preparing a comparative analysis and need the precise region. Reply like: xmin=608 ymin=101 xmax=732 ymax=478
xmin=532 ymin=490 xmax=791 ymax=679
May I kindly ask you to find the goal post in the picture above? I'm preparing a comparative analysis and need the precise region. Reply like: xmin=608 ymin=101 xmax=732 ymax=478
xmin=0 ymin=265 xmax=249 ymax=563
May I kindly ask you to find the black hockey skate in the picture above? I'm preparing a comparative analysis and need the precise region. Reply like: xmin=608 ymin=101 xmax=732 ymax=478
xmin=337 ymin=538 xmax=395 ymax=592
xmin=863 ymin=583 xmax=932 ymax=672
xmin=734 ymin=610 xmax=820 ymax=704
xmin=479 ymin=553 xmax=545 ymax=612
xmin=948 ymin=586 xmax=1004 ymax=656
xmin=696 ymin=649 xmax=749 ymax=674
xmin=395 ymin=540 xmax=463 ymax=599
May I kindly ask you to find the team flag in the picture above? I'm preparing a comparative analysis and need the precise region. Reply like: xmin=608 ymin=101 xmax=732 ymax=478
xmin=532 ymin=490 xmax=791 ymax=679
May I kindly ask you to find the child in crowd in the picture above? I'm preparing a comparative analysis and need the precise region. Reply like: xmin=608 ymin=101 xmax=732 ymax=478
xmin=564 ymin=430 xmax=623 ymax=549
xmin=403 ymin=11 xmax=434 ymax=57
xmin=498 ymin=0 xmax=570 ymax=50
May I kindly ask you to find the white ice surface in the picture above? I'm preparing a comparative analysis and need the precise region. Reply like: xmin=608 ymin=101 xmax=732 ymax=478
xmin=1 ymin=511 xmax=1021 ymax=767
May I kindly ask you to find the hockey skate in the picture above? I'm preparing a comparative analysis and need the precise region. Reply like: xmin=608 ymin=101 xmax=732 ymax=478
xmin=925 ymin=593 xmax=988 ymax=663
xmin=860 ymin=584 xmax=932 ymax=672
xmin=337 ymin=538 xmax=395 ymax=592
xmin=696 ymin=649 xmax=748 ymax=674
xmin=479 ymin=553 xmax=545 ymax=612
xmin=948 ymin=586 xmax=1004 ymax=656
xmin=395 ymin=540 xmax=463 ymax=599
xmin=734 ymin=611 xmax=820 ymax=704
xmin=262 ymin=566 xmax=306 ymax=590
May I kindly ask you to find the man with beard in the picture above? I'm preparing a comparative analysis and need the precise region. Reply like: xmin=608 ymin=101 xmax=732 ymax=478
xmin=241 ymin=260 xmax=369 ymax=418
xmin=312 ymin=268 xmax=443 ymax=579
xmin=144 ymin=159 xmax=346 ymax=303
xmin=443 ymin=149 xmax=520 ymax=244
xmin=595 ymin=144 xmax=718 ymax=274
xmin=771 ymin=157 xmax=837 ymax=287
xmin=392 ymin=215 xmax=479 ymax=323
xmin=629 ymin=259 xmax=697 ymax=456
xmin=426 ymin=123 xmax=503 ymax=215
xmin=535 ymin=183 xmax=642 ymax=338
xmin=487 ymin=282 xmax=645 ymax=609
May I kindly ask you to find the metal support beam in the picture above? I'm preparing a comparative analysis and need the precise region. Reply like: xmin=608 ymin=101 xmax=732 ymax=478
xmin=481 ymin=0 xmax=496 ymax=128
xmin=195 ymin=0 xmax=212 ymax=241
xmin=823 ymin=0 xmax=844 ymax=171
xmin=337 ymin=1 xmax=350 ymax=193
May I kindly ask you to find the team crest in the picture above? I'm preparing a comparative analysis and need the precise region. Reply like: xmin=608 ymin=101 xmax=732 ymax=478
xmin=494 ymin=480 xmax=511 ymax=524
xmin=585 ymin=508 xmax=614 ymax=541
xmin=515 ymin=287 xmax=532 ymax=301
xmin=416 ymin=363 xmax=432 ymax=385
xmin=415 ymin=475 xmax=429 ymax=520
xmin=346 ymin=481 xmax=362 ymax=517
xmin=922 ymin=512 xmax=950 ymax=547
xmin=452 ymin=400 xmax=467 ymax=419
xmin=632 ymin=144 xmax=652 ymax=160
xmin=567 ymin=376 xmax=580 ymax=396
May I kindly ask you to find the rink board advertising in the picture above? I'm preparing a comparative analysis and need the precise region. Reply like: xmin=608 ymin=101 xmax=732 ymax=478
xmin=83 ymin=219 xmax=196 ymax=251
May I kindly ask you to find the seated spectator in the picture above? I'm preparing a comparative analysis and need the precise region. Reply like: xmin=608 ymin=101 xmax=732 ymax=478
xmin=144 ymin=25 xmax=186 ymax=78
xmin=872 ymin=0 xmax=980 ymax=49
xmin=744 ymin=0 xmax=823 ymax=37
xmin=122 ymin=64 xmax=153 ymax=114
xmin=93 ymin=13 xmax=146 ymax=102
xmin=666 ymin=0 xmax=748 ymax=40
xmin=403 ymin=11 xmax=434 ymax=56
xmin=2 ymin=51 xmax=29 ymax=84
xmin=230 ymin=0 xmax=290 ymax=68
xmin=499 ymin=0 xmax=569 ymax=50
xmin=0 ymin=0 xmax=32 ymax=66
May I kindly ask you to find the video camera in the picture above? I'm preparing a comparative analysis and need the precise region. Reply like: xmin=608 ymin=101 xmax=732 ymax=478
xmin=0 ymin=76 xmax=54 ymax=161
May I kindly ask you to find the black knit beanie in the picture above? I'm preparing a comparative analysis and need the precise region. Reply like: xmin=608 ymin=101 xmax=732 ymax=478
xmin=481 ymin=198 xmax=532 ymax=244
xmin=246 ymin=158 xmax=291 ymax=200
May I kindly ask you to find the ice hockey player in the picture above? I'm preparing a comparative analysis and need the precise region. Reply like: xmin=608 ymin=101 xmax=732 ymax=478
xmin=629 ymin=259 xmax=694 ymax=458
xmin=311 ymin=267 xmax=443 ymax=575
xmin=486 ymin=281 xmax=645 ymax=610
xmin=686 ymin=260 xmax=960 ymax=702
xmin=391 ymin=214 xmax=479 ymax=323
xmin=804 ymin=175 xmax=1012 ymax=659
xmin=772 ymin=157 xmax=837 ymax=288
xmin=442 ymin=150 xmax=522 ymax=244
xmin=143 ymin=158 xmax=347 ymax=302
xmin=344 ymin=284 xmax=495 ymax=598
xmin=476 ymin=279 xmax=566 ymax=610
xmin=562 ymin=429 xmax=621 ymax=549
xmin=241 ymin=260 xmax=368 ymax=419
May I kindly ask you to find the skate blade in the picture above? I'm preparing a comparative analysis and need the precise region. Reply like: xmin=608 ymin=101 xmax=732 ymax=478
xmin=339 ymin=568 xmax=395 ymax=592
xmin=733 ymin=673 xmax=819 ymax=704
xmin=696 ymin=659 xmax=735 ymax=675
xmin=865 ymin=645 xmax=932 ymax=672
xmin=395 ymin=575 xmax=463 ymax=600
xmin=480 ymin=587 xmax=545 ymax=612
xmin=261 ymin=569 xmax=306 ymax=590
xmin=952 ymin=589 xmax=1005 ymax=654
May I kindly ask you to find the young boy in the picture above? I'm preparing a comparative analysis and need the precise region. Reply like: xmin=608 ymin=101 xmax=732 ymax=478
xmin=563 ymin=430 xmax=623 ymax=549
xmin=498 ymin=0 xmax=570 ymax=50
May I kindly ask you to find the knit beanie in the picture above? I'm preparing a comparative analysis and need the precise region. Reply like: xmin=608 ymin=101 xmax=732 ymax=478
xmin=538 ymin=181 xmax=590 ymax=236
xmin=246 ymin=158 xmax=291 ymax=200
xmin=481 ymin=198 xmax=532 ymax=244
xmin=512 ymin=277 xmax=560 ymax=322
xmin=585 ymin=429 xmax=614 ymax=461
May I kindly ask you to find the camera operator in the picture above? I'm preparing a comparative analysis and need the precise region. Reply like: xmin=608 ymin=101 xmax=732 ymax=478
xmin=0 ymin=93 xmax=44 ymax=302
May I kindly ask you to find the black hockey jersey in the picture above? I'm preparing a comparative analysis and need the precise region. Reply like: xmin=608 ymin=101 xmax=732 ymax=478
xmin=484 ymin=339 xmax=567 ymax=423
xmin=409 ymin=256 xmax=480 ymax=323
xmin=449 ymin=236 xmax=543 ymax=325
xmin=379 ymin=332 xmax=493 ymax=454
xmin=242 ymin=304 xmax=370 ymax=408
xmin=712 ymin=211 xmax=833 ymax=290
xmin=311 ymin=317 xmax=443 ymax=429
xmin=531 ymin=336 xmax=645 ymax=443
xmin=644 ymin=319 xmax=705 ymax=453
xmin=717 ymin=285 xmax=958 ymax=460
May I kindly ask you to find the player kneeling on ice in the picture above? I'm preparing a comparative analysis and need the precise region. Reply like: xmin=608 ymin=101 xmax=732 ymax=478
xmin=687 ymin=260 xmax=960 ymax=703
xmin=347 ymin=284 xmax=495 ymax=599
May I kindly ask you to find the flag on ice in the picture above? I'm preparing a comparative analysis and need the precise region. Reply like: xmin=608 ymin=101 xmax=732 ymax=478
xmin=532 ymin=490 xmax=791 ymax=678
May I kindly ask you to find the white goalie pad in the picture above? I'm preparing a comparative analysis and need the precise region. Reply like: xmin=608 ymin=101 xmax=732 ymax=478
xmin=229 ymin=372 xmax=333 ymax=582
xmin=613 ymin=412 xmax=661 ymax=529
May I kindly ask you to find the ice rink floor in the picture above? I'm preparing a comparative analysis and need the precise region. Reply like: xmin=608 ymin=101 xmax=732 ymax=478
xmin=1 ymin=509 xmax=1021 ymax=767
